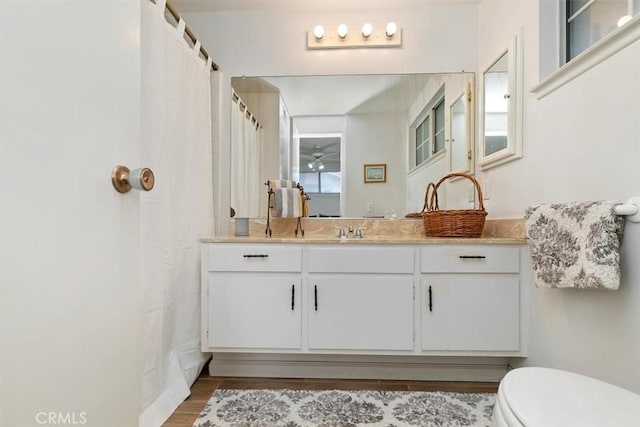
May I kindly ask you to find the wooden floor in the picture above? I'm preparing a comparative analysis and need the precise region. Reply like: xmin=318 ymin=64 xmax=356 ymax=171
xmin=163 ymin=369 xmax=499 ymax=427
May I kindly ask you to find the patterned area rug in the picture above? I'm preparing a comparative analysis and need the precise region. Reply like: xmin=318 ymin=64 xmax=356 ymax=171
xmin=192 ymin=388 xmax=495 ymax=427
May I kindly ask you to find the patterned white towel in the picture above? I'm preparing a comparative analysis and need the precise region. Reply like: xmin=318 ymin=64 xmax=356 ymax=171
xmin=524 ymin=201 xmax=625 ymax=290
xmin=272 ymin=188 xmax=302 ymax=218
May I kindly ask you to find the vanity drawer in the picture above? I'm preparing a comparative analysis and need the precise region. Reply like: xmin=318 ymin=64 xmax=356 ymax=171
xmin=206 ymin=244 xmax=302 ymax=272
xmin=308 ymin=246 xmax=414 ymax=273
xmin=420 ymin=245 xmax=519 ymax=273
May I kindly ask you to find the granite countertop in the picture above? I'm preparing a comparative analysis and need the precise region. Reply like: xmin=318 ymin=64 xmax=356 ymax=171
xmin=200 ymin=236 xmax=526 ymax=245
xmin=200 ymin=218 xmax=527 ymax=245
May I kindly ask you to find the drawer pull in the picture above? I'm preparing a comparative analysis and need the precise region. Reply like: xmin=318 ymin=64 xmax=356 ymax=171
xmin=428 ymin=285 xmax=433 ymax=312
xmin=242 ymin=254 xmax=269 ymax=258
xmin=291 ymin=285 xmax=295 ymax=311
xmin=314 ymin=285 xmax=318 ymax=311
xmin=459 ymin=255 xmax=486 ymax=259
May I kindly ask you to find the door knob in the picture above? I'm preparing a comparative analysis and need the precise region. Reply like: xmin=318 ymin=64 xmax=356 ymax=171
xmin=111 ymin=165 xmax=155 ymax=193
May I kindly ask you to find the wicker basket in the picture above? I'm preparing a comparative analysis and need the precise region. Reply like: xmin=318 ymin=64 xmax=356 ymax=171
xmin=423 ymin=173 xmax=487 ymax=237
xmin=405 ymin=183 xmax=436 ymax=219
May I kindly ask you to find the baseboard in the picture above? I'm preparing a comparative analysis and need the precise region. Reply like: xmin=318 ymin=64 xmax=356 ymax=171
xmin=208 ymin=353 xmax=509 ymax=382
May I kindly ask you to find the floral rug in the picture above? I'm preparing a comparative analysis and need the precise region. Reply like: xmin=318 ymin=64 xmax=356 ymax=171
xmin=192 ymin=388 xmax=495 ymax=427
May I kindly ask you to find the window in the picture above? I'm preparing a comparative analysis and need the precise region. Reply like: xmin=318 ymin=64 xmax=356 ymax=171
xmin=412 ymin=88 xmax=445 ymax=168
xmin=534 ymin=1 xmax=639 ymax=98
xmin=433 ymin=99 xmax=445 ymax=153
xmin=415 ymin=117 xmax=431 ymax=166
xmin=566 ymin=0 xmax=639 ymax=62
xmin=299 ymin=171 xmax=341 ymax=193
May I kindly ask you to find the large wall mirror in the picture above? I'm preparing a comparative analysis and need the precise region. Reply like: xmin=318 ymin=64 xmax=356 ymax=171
xmin=231 ymin=72 xmax=474 ymax=219
xmin=479 ymin=29 xmax=523 ymax=169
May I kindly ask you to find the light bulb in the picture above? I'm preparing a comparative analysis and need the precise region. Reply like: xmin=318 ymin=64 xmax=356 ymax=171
xmin=313 ymin=25 xmax=325 ymax=39
xmin=385 ymin=22 xmax=397 ymax=38
xmin=337 ymin=24 xmax=348 ymax=39
xmin=361 ymin=22 xmax=373 ymax=38
xmin=617 ymin=15 xmax=632 ymax=27
xmin=318 ymin=163 xmax=325 ymax=170
xmin=308 ymin=162 xmax=314 ymax=169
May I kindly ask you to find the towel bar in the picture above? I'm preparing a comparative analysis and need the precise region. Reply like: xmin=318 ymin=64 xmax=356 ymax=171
xmin=615 ymin=197 xmax=640 ymax=223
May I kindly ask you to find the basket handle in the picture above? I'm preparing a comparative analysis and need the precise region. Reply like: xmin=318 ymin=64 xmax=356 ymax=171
xmin=428 ymin=172 xmax=485 ymax=211
xmin=421 ymin=182 xmax=437 ymax=213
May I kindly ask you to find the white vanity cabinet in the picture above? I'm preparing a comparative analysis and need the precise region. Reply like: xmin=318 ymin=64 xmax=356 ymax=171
xmin=202 ymin=242 xmax=526 ymax=360
xmin=204 ymin=244 xmax=302 ymax=350
xmin=306 ymin=246 xmax=414 ymax=351
xmin=420 ymin=245 xmax=521 ymax=352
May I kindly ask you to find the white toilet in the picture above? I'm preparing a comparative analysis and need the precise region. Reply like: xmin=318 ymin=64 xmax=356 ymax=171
xmin=492 ymin=367 xmax=640 ymax=427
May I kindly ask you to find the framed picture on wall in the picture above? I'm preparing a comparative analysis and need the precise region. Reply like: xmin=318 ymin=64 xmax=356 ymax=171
xmin=364 ymin=164 xmax=387 ymax=183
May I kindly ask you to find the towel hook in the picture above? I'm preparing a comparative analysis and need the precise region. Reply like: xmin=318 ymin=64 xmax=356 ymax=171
xmin=614 ymin=197 xmax=640 ymax=223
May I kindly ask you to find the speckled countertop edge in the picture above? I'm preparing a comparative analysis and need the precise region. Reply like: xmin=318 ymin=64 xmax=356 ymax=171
xmin=200 ymin=218 xmax=526 ymax=244
xmin=199 ymin=236 xmax=526 ymax=244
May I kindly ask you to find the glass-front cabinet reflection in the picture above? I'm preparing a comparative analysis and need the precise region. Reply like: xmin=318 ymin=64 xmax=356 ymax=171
xmin=479 ymin=29 xmax=523 ymax=169
xmin=483 ymin=52 xmax=509 ymax=157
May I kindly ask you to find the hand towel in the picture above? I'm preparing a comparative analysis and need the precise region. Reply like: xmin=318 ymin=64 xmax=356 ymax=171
xmin=524 ymin=201 xmax=625 ymax=290
xmin=268 ymin=180 xmax=297 ymax=189
xmin=272 ymin=188 xmax=302 ymax=218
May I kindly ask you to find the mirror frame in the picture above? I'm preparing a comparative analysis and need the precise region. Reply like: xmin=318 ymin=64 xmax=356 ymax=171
xmin=448 ymin=82 xmax=474 ymax=175
xmin=478 ymin=28 xmax=523 ymax=169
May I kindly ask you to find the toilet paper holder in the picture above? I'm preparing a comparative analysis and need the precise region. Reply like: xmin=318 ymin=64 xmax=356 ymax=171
xmin=111 ymin=165 xmax=155 ymax=193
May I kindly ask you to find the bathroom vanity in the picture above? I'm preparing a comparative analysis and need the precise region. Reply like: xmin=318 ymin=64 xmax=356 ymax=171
xmin=201 ymin=225 xmax=529 ymax=381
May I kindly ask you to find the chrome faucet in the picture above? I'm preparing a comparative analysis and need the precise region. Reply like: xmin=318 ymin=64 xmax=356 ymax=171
xmin=354 ymin=227 xmax=368 ymax=239
xmin=346 ymin=226 xmax=354 ymax=238
xmin=335 ymin=225 xmax=367 ymax=239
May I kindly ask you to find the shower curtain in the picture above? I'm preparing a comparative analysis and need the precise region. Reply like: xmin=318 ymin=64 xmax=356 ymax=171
xmin=231 ymin=94 xmax=263 ymax=217
xmin=139 ymin=1 xmax=214 ymax=426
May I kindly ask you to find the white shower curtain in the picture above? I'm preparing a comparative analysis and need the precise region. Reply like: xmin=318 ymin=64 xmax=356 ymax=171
xmin=231 ymin=95 xmax=262 ymax=217
xmin=139 ymin=1 xmax=214 ymax=426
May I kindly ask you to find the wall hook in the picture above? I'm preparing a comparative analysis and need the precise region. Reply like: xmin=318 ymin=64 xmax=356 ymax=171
xmin=111 ymin=165 xmax=155 ymax=193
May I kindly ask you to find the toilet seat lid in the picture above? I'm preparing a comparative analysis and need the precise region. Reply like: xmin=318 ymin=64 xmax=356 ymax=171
xmin=501 ymin=367 xmax=640 ymax=427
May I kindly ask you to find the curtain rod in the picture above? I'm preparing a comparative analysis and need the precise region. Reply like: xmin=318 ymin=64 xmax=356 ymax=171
xmin=165 ymin=0 xmax=219 ymax=71
xmin=232 ymin=91 xmax=261 ymax=129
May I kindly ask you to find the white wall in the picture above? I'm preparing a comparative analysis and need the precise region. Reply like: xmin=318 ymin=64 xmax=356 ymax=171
xmin=0 ymin=2 xmax=141 ymax=425
xmin=184 ymin=4 xmax=478 ymax=232
xmin=344 ymin=112 xmax=405 ymax=217
xmin=476 ymin=0 xmax=640 ymax=393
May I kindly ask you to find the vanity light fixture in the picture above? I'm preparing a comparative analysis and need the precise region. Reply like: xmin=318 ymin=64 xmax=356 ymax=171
xmin=313 ymin=24 xmax=325 ymax=39
xmin=362 ymin=22 xmax=373 ymax=38
xmin=336 ymin=23 xmax=348 ymax=39
xmin=385 ymin=22 xmax=397 ymax=37
xmin=307 ymin=22 xmax=402 ymax=49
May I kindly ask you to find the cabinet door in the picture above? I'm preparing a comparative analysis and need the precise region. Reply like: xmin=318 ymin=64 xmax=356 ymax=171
xmin=208 ymin=273 xmax=301 ymax=349
xmin=308 ymin=274 xmax=414 ymax=351
xmin=421 ymin=275 xmax=519 ymax=351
